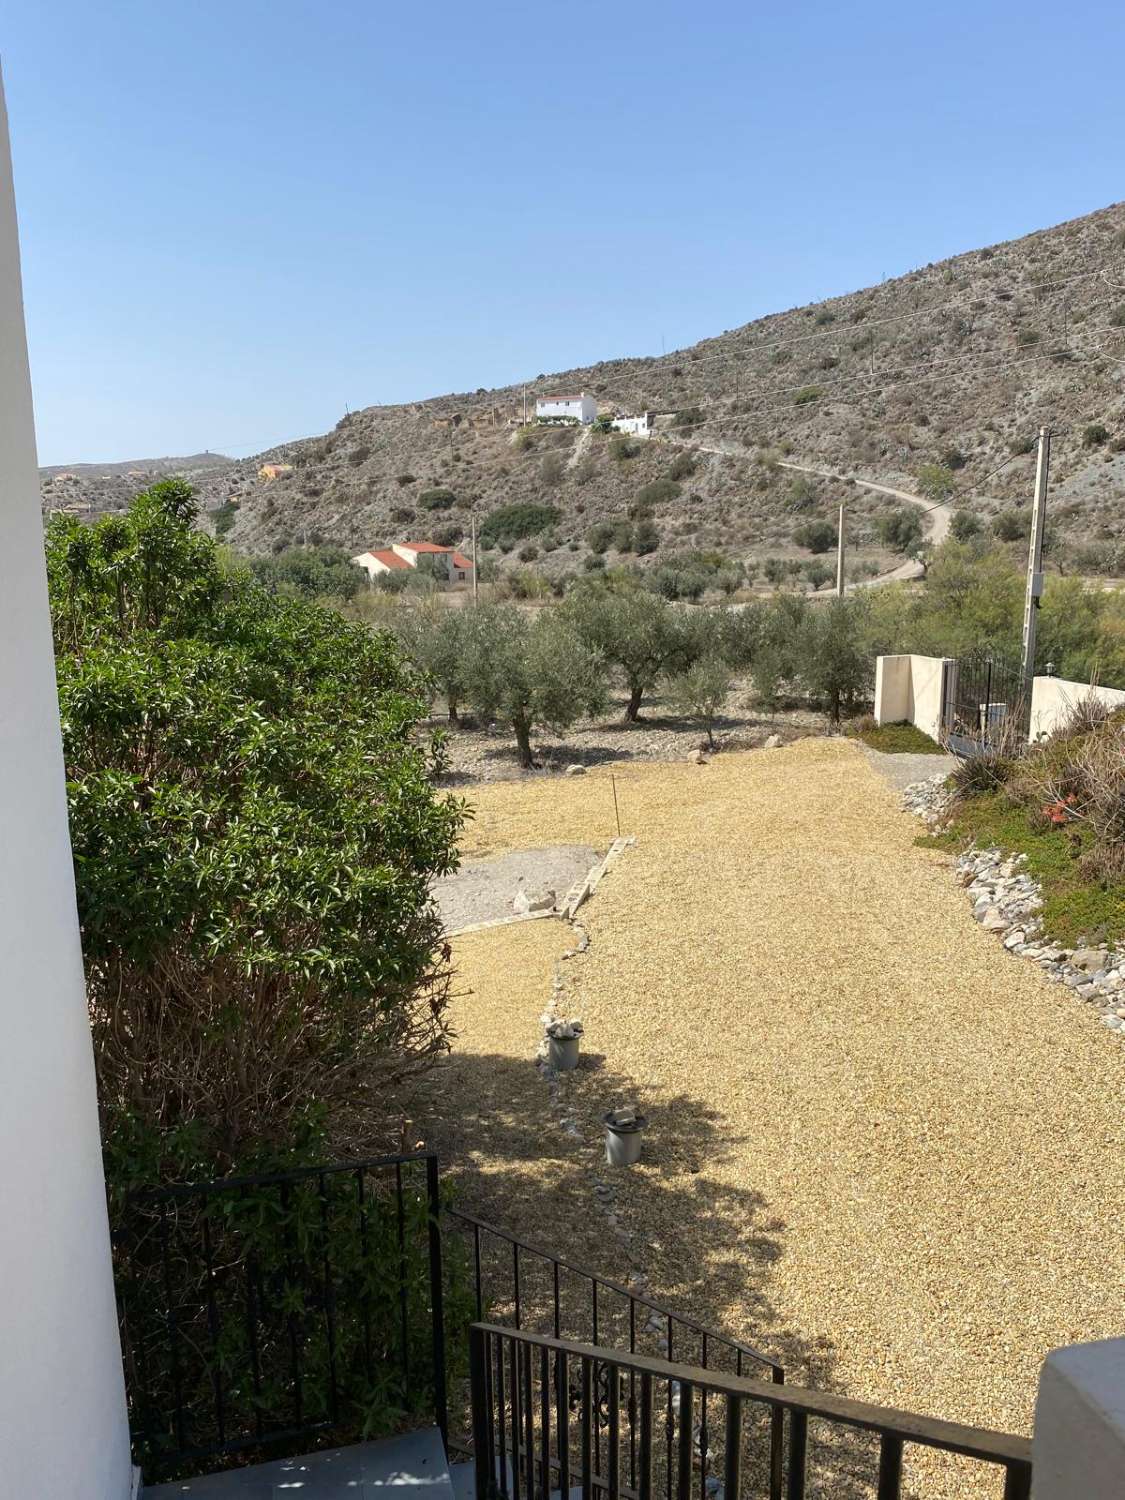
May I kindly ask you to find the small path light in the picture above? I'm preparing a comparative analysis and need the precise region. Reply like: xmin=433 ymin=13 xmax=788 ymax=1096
xmin=604 ymin=1106 xmax=647 ymax=1166
xmin=545 ymin=1017 xmax=583 ymax=1071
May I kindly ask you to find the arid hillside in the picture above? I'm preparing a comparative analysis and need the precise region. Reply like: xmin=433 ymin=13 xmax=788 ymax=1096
xmin=43 ymin=202 xmax=1125 ymax=578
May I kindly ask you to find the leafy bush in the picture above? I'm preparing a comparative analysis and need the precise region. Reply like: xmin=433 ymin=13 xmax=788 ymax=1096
xmin=348 ymin=444 xmax=371 ymax=466
xmin=793 ymin=519 xmax=837 ymax=554
xmin=1083 ymin=423 xmax=1109 ymax=448
xmin=609 ymin=434 xmax=640 ymax=461
xmin=793 ymin=386 xmax=823 ymax=406
xmin=992 ymin=509 xmax=1025 ymax=542
xmin=479 ymin=502 xmax=560 ymax=548
xmin=672 ymin=408 xmax=703 ymax=429
xmin=917 ymin=463 xmax=955 ymax=501
xmin=48 ymin=483 xmax=464 ymax=1185
xmin=396 ymin=473 xmax=417 ymax=486
xmin=211 ymin=499 xmax=239 ymax=537
xmin=636 ymin=477 xmax=681 ymax=508
xmin=419 ymin=486 xmax=457 ymax=511
xmin=539 ymin=454 xmax=564 ymax=486
xmin=875 ymin=507 xmax=924 ymax=553
xmin=248 ymin=545 xmax=364 ymax=601
xmin=669 ymin=452 xmax=697 ymax=481
xmin=634 ymin=519 xmax=660 ymax=555
xmin=1016 ymin=326 xmax=1040 ymax=348
xmin=949 ymin=509 xmax=983 ymax=541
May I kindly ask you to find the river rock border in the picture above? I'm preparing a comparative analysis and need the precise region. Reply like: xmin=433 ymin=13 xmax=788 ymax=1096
xmin=905 ymin=775 xmax=1125 ymax=1040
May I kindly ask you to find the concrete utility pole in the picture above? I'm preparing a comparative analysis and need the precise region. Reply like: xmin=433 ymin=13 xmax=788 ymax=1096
xmin=1020 ymin=426 xmax=1051 ymax=702
xmin=836 ymin=501 xmax=846 ymax=597
xmin=470 ymin=508 xmax=479 ymax=605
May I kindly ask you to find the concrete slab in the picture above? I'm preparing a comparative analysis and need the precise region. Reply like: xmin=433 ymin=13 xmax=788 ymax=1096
xmin=144 ymin=1427 xmax=454 ymax=1500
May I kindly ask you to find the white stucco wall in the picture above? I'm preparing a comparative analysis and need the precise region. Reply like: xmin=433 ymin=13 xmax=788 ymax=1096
xmin=0 ymin=71 xmax=133 ymax=1500
xmin=1029 ymin=675 xmax=1125 ymax=741
xmin=610 ymin=414 xmax=652 ymax=437
xmin=536 ymin=393 xmax=597 ymax=424
xmin=874 ymin=654 xmax=952 ymax=743
xmin=1032 ymin=1338 xmax=1125 ymax=1498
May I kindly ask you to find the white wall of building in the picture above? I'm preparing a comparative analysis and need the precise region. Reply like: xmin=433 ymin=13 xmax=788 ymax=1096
xmin=535 ymin=393 xmax=597 ymax=424
xmin=610 ymin=414 xmax=652 ymax=438
xmin=1029 ymin=675 xmax=1125 ymax=740
xmin=0 ymin=72 xmax=133 ymax=1500
xmin=874 ymin=653 xmax=953 ymax=743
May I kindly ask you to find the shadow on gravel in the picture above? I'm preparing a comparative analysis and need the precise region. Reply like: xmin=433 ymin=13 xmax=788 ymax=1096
xmin=413 ymin=1051 xmax=877 ymax=1499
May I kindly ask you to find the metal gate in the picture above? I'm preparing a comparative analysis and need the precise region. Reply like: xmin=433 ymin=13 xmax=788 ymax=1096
xmin=943 ymin=649 xmax=1028 ymax=756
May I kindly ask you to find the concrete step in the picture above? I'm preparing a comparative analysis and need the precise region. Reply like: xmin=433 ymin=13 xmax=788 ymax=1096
xmin=450 ymin=1459 xmax=582 ymax=1500
xmin=144 ymin=1425 xmax=455 ymax=1499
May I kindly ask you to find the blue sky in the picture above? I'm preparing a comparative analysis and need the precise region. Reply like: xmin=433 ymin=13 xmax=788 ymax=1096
xmin=4 ymin=1 xmax=1124 ymax=464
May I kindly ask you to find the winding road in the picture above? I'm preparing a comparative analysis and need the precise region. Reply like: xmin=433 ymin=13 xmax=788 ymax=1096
xmin=661 ymin=433 xmax=951 ymax=586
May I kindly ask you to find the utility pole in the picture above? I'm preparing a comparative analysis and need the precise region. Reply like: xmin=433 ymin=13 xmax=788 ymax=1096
xmin=1020 ymin=426 xmax=1051 ymax=703
xmin=836 ymin=501 xmax=846 ymax=597
xmin=470 ymin=508 xmax=479 ymax=605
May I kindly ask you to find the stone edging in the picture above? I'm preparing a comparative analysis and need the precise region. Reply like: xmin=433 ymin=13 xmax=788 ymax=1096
xmin=904 ymin=775 xmax=1125 ymax=1040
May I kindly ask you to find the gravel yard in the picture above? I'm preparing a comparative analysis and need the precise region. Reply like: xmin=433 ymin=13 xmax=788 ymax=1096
xmin=419 ymin=738 xmax=1124 ymax=1499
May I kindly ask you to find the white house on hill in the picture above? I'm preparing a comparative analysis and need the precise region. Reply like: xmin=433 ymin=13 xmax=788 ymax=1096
xmin=535 ymin=391 xmax=597 ymax=424
xmin=610 ymin=412 xmax=654 ymax=438
xmin=352 ymin=541 xmax=474 ymax=584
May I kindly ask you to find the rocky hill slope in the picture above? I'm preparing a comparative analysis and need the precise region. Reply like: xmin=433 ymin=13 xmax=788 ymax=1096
xmin=43 ymin=203 xmax=1125 ymax=578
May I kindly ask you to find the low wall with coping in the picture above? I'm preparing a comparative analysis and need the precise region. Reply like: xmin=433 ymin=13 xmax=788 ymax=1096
xmin=874 ymin=654 xmax=953 ymax=743
xmin=875 ymin=654 xmax=1125 ymax=746
xmin=1029 ymin=675 xmax=1125 ymax=740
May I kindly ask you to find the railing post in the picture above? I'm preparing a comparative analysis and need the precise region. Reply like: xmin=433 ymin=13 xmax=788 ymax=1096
xmin=876 ymin=1433 xmax=903 ymax=1500
xmin=769 ymin=1369 xmax=785 ymax=1500
xmin=786 ymin=1410 xmax=807 ymax=1500
xmin=471 ymin=1326 xmax=493 ymax=1500
xmin=426 ymin=1154 xmax=448 ymax=1448
xmin=723 ymin=1394 xmax=742 ymax=1500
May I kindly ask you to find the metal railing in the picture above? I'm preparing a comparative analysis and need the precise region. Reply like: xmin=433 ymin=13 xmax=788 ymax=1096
xmin=446 ymin=1210 xmax=785 ymax=1480
xmin=114 ymin=1152 xmax=447 ymax=1480
xmin=468 ymin=1324 xmax=1033 ymax=1500
xmin=448 ymin=1208 xmax=780 ymax=1378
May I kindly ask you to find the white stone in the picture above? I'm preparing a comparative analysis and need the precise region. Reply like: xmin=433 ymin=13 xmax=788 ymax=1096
xmin=564 ymin=763 xmax=587 ymax=776
xmin=513 ymin=886 xmax=556 ymax=914
xmin=763 ymin=734 xmax=782 ymax=749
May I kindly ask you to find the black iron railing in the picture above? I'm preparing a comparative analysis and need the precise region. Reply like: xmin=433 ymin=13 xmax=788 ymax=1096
xmin=447 ymin=1209 xmax=780 ymax=1380
xmin=446 ymin=1211 xmax=785 ymax=1479
xmin=468 ymin=1324 xmax=1032 ymax=1500
xmin=115 ymin=1152 xmax=448 ymax=1481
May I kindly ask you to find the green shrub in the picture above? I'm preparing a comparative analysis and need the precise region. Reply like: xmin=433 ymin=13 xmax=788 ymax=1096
xmin=793 ymin=519 xmax=837 ymax=554
xmin=609 ymin=434 xmax=639 ymax=461
xmin=1016 ymin=326 xmax=1040 ymax=348
xmin=479 ymin=502 xmax=560 ymax=548
xmin=793 ymin=386 xmax=823 ymax=406
xmin=672 ymin=408 xmax=703 ymax=429
xmin=949 ymin=509 xmax=983 ymax=541
xmin=211 ymin=499 xmax=239 ymax=537
xmin=49 ymin=480 xmax=464 ymax=1181
xmin=1083 ymin=423 xmax=1109 ymax=448
xmin=876 ymin=507 xmax=924 ymax=553
xmin=419 ymin=487 xmax=456 ymax=510
xmin=669 ymin=452 xmax=696 ymax=481
xmin=636 ymin=477 xmax=681 ymax=508
xmin=992 ymin=509 xmax=1025 ymax=542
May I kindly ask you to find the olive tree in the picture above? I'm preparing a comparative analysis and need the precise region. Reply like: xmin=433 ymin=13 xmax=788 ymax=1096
xmin=461 ymin=604 xmax=606 ymax=766
xmin=402 ymin=597 xmax=470 ymax=723
xmin=666 ymin=656 xmax=734 ymax=748
xmin=798 ymin=595 xmax=873 ymax=722
xmin=565 ymin=583 xmax=685 ymax=721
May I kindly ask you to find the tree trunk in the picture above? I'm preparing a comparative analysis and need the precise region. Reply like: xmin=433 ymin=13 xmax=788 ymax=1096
xmin=706 ymin=721 xmax=716 ymax=749
xmin=624 ymin=683 xmax=645 ymax=722
xmin=447 ymin=694 xmax=460 ymax=727
xmin=514 ymin=717 xmax=533 ymax=768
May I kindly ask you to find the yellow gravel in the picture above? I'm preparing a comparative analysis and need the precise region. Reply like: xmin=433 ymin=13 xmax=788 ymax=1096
xmin=432 ymin=740 xmax=1125 ymax=1496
